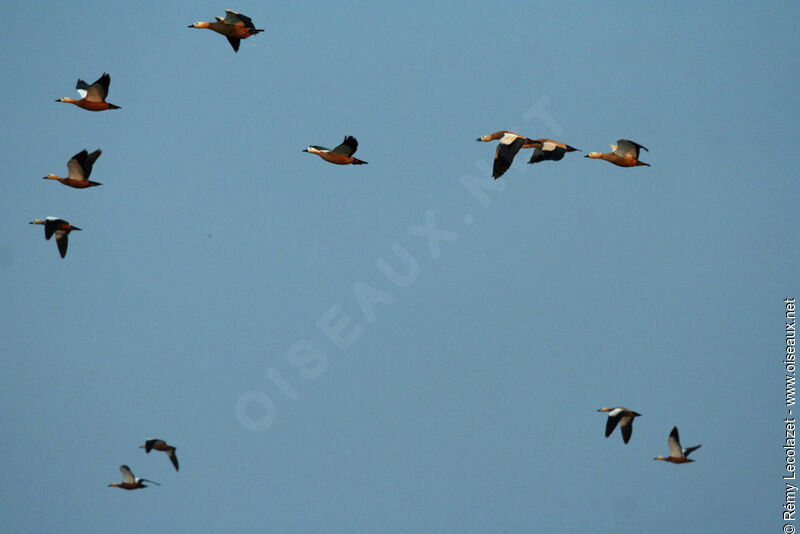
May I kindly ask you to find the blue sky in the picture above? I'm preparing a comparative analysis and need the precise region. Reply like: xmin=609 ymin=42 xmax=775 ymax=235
xmin=1 ymin=2 xmax=797 ymax=532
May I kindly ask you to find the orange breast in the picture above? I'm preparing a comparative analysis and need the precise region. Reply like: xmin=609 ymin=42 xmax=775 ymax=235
xmin=75 ymin=100 xmax=113 ymax=112
xmin=319 ymin=153 xmax=355 ymax=165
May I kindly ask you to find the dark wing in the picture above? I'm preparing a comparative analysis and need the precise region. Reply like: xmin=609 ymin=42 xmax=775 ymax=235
xmin=66 ymin=150 xmax=89 ymax=180
xmin=222 ymin=9 xmax=243 ymax=24
xmin=605 ymin=413 xmax=621 ymax=437
xmin=683 ymin=444 xmax=702 ymax=457
xmin=75 ymin=79 xmax=91 ymax=98
xmin=44 ymin=219 xmax=61 ymax=240
xmin=223 ymin=9 xmax=257 ymax=30
xmin=82 ymin=150 xmax=102 ymax=178
xmin=226 ymin=36 xmax=241 ymax=52
xmin=528 ymin=145 xmax=565 ymax=164
xmin=139 ymin=478 xmax=161 ymax=486
xmin=528 ymin=147 xmax=546 ymax=164
xmin=143 ymin=439 xmax=156 ymax=453
xmin=493 ymin=137 xmax=525 ymax=179
xmin=168 ymin=449 xmax=179 ymax=471
xmin=528 ymin=139 xmax=576 ymax=164
xmin=55 ymin=231 xmax=69 ymax=258
xmin=86 ymin=73 xmax=111 ymax=102
xmin=332 ymin=136 xmax=358 ymax=156
xmin=615 ymin=139 xmax=648 ymax=159
xmin=619 ymin=416 xmax=634 ymax=444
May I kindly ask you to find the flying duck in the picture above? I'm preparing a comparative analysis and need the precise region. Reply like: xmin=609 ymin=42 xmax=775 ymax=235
xmin=653 ymin=426 xmax=702 ymax=464
xmin=108 ymin=465 xmax=160 ymax=490
xmin=43 ymin=149 xmax=103 ymax=189
xmin=56 ymin=73 xmax=120 ymax=111
xmin=597 ymin=407 xmax=641 ymax=444
xmin=140 ymin=439 xmax=179 ymax=471
xmin=585 ymin=139 xmax=650 ymax=167
xmin=29 ymin=217 xmax=81 ymax=258
xmin=303 ymin=135 xmax=368 ymax=165
xmin=189 ymin=10 xmax=264 ymax=52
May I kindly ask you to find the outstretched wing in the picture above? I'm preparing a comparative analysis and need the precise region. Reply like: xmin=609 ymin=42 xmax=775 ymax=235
xmin=223 ymin=9 xmax=257 ymax=30
xmin=683 ymin=444 xmax=702 ymax=457
xmin=528 ymin=140 xmax=567 ymax=164
xmin=604 ymin=408 xmax=623 ymax=437
xmin=168 ymin=449 xmax=180 ymax=471
xmin=667 ymin=427 xmax=683 ymax=458
xmin=82 ymin=150 xmax=102 ymax=178
xmin=493 ymin=135 xmax=525 ymax=179
xmin=119 ymin=465 xmax=136 ymax=484
xmin=226 ymin=36 xmax=241 ymax=52
xmin=619 ymin=415 xmax=635 ymax=443
xmin=43 ymin=218 xmax=62 ymax=240
xmin=55 ymin=231 xmax=69 ymax=258
xmin=86 ymin=74 xmax=111 ymax=102
xmin=66 ymin=150 xmax=89 ymax=180
xmin=75 ymin=79 xmax=90 ymax=99
xmin=614 ymin=139 xmax=648 ymax=159
xmin=332 ymin=136 xmax=358 ymax=156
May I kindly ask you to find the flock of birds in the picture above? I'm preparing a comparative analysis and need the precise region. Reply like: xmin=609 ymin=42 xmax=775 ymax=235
xmin=475 ymin=131 xmax=650 ymax=179
xmin=28 ymin=9 xmax=698 ymax=489
xmin=108 ymin=439 xmax=178 ymax=490
xmin=598 ymin=408 xmax=702 ymax=464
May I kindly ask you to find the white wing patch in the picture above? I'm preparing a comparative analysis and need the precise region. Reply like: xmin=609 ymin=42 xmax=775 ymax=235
xmin=499 ymin=133 xmax=520 ymax=145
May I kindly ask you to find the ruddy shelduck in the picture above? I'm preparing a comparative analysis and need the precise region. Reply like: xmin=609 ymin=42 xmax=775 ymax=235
xmin=585 ymin=139 xmax=650 ymax=167
xmin=29 ymin=217 xmax=81 ymax=258
xmin=108 ymin=465 xmax=160 ymax=490
xmin=597 ymin=407 xmax=641 ymax=444
xmin=303 ymin=136 xmax=368 ymax=165
xmin=527 ymin=139 xmax=580 ymax=165
xmin=476 ymin=131 xmax=537 ymax=179
xmin=56 ymin=73 xmax=120 ymax=111
xmin=189 ymin=10 xmax=264 ymax=52
xmin=141 ymin=439 xmax=179 ymax=471
xmin=653 ymin=426 xmax=701 ymax=464
xmin=43 ymin=149 xmax=103 ymax=189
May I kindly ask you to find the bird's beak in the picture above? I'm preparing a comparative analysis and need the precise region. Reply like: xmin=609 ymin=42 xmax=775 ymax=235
xmin=72 ymin=227 xmax=82 ymax=231
xmin=302 ymin=149 xmax=308 ymax=152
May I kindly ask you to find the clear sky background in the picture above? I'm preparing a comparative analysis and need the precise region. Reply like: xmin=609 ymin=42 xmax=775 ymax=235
xmin=1 ymin=2 xmax=797 ymax=532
